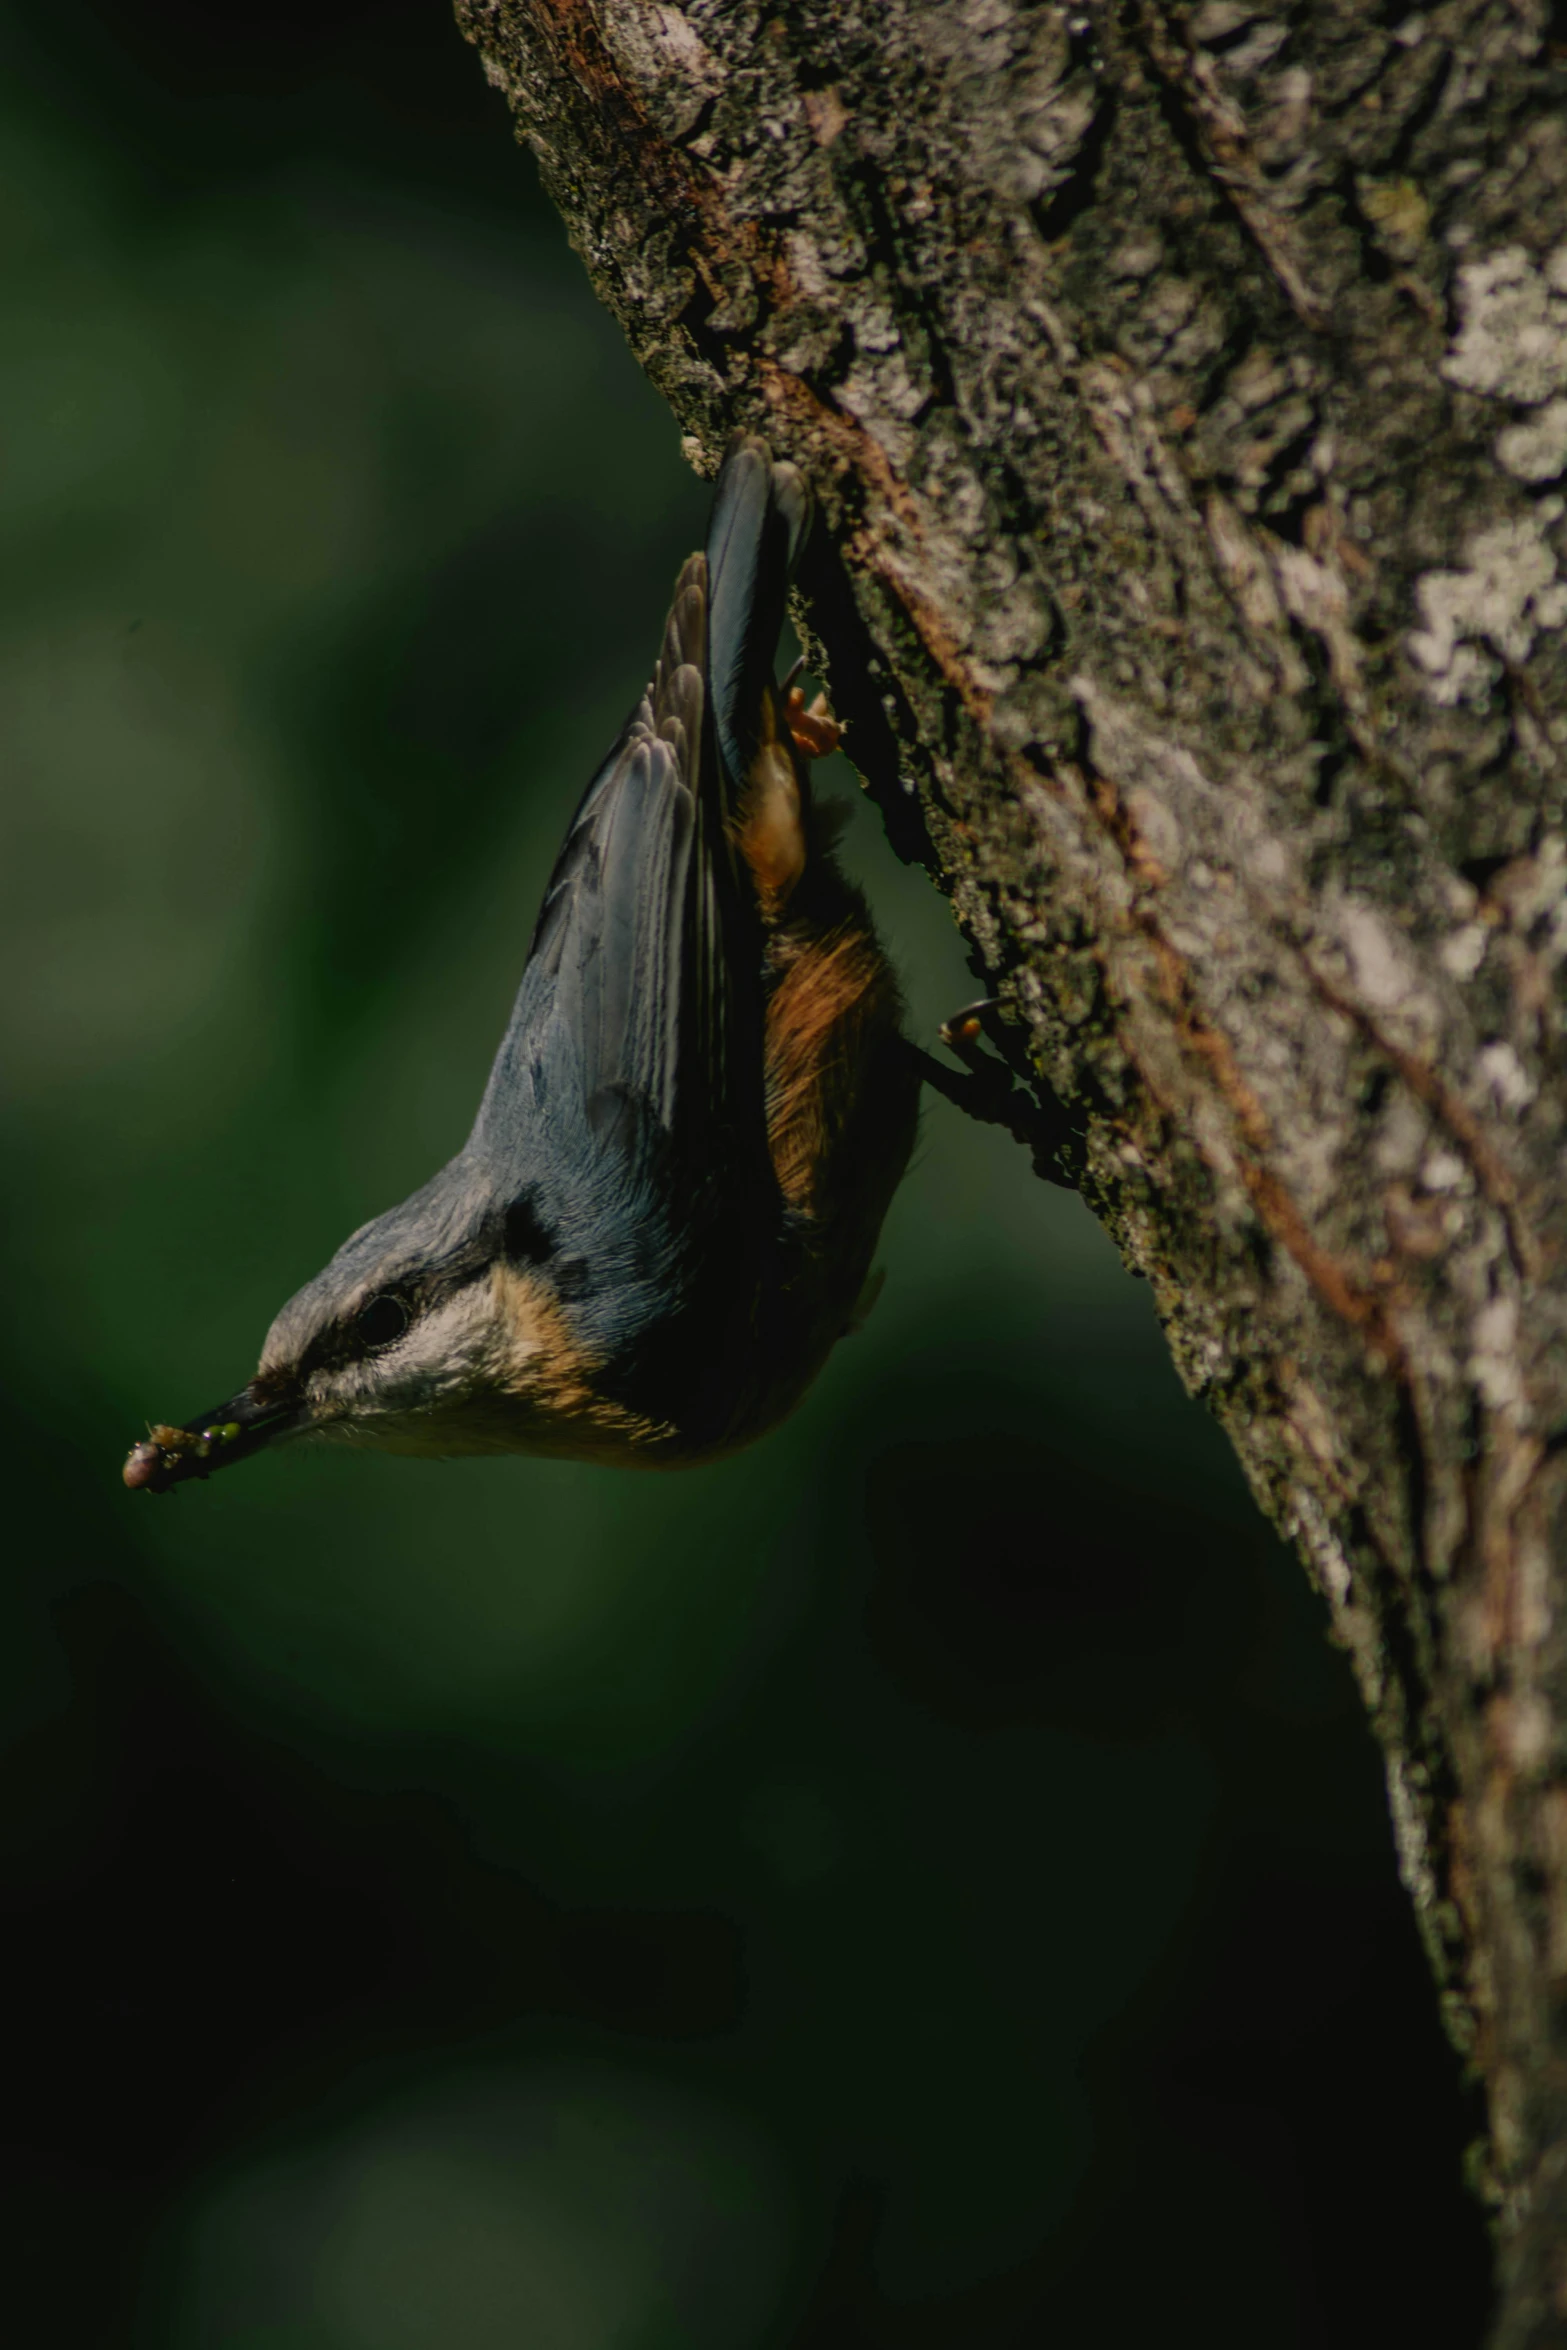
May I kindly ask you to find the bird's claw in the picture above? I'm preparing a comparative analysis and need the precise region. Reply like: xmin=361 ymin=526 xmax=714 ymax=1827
xmin=938 ymin=998 xmax=1002 ymax=1067
xmin=784 ymin=682 xmax=841 ymax=762
xmin=916 ymin=1001 xmax=1080 ymax=1189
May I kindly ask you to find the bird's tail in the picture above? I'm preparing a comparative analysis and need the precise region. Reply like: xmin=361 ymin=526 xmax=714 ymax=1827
xmin=703 ymin=435 xmax=812 ymax=819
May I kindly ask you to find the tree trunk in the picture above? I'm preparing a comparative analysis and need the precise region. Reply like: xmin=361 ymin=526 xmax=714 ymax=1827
xmin=452 ymin=1 xmax=1567 ymax=2335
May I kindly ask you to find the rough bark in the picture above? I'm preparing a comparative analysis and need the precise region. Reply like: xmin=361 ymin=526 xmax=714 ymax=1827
xmin=452 ymin=1 xmax=1567 ymax=2336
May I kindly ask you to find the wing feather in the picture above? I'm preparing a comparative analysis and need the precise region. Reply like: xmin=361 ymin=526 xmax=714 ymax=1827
xmin=468 ymin=450 xmax=809 ymax=1336
xmin=471 ymin=549 xmax=758 ymax=1177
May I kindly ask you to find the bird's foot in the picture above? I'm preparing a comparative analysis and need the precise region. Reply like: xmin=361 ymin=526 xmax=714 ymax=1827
xmin=781 ymin=665 xmax=842 ymax=762
xmin=938 ymin=998 xmax=1001 ymax=1067
xmin=914 ymin=1001 xmax=1080 ymax=1188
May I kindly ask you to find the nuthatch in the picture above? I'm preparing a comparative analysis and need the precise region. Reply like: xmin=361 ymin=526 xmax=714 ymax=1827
xmin=124 ymin=438 xmax=921 ymax=1493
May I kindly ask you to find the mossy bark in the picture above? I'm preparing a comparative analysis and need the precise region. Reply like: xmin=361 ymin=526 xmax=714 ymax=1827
xmin=453 ymin=3 xmax=1567 ymax=2336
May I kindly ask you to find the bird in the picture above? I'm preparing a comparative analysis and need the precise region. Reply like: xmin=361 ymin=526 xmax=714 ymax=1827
xmin=123 ymin=436 xmax=922 ymax=1494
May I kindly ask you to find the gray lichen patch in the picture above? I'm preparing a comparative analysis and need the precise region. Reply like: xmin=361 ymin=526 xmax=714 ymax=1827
xmin=1443 ymin=243 xmax=1567 ymax=407
xmin=1497 ymin=396 xmax=1567 ymax=484
xmin=1407 ymin=506 xmax=1567 ymax=704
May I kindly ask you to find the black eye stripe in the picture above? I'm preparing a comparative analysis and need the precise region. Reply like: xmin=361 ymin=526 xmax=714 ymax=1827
xmin=356 ymin=1295 xmax=409 ymax=1350
xmin=503 ymin=1194 xmax=555 ymax=1266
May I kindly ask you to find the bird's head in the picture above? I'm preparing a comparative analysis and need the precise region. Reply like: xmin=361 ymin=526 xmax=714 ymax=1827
xmin=122 ymin=1160 xmax=626 ymax=1493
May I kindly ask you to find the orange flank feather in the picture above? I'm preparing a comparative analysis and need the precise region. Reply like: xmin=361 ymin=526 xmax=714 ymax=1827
xmin=732 ymin=683 xmax=807 ymax=915
xmin=729 ymin=673 xmax=907 ymax=1230
xmin=764 ymin=919 xmax=897 ymax=1217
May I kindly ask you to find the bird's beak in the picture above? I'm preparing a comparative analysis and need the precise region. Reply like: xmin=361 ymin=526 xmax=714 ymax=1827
xmin=122 ymin=1380 xmax=304 ymax=1494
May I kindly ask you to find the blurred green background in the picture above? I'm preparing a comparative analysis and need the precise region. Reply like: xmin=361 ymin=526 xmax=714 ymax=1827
xmin=0 ymin=4 xmax=1491 ymax=2344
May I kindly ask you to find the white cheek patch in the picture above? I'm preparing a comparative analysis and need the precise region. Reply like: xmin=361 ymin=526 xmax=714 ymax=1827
xmin=392 ymin=1290 xmax=502 ymax=1400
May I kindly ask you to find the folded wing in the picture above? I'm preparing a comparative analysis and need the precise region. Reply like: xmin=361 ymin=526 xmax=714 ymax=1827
xmin=466 ymin=445 xmax=812 ymax=1349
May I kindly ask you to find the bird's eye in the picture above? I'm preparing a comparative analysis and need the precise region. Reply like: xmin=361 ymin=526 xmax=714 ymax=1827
xmin=356 ymin=1295 xmax=409 ymax=1350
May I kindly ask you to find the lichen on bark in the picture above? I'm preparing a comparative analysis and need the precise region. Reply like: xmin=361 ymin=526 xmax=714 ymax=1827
xmin=453 ymin=3 xmax=1567 ymax=2338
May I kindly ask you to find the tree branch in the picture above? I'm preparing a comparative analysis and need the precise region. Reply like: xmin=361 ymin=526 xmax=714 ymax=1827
xmin=453 ymin=2 xmax=1567 ymax=2336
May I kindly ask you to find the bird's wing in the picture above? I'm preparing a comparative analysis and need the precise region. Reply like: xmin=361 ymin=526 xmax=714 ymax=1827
xmin=467 ymin=443 xmax=812 ymax=1295
xmin=449 ymin=441 xmax=812 ymax=1418
xmin=705 ymin=436 xmax=812 ymax=812
xmin=516 ymin=552 xmax=752 ymax=1149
